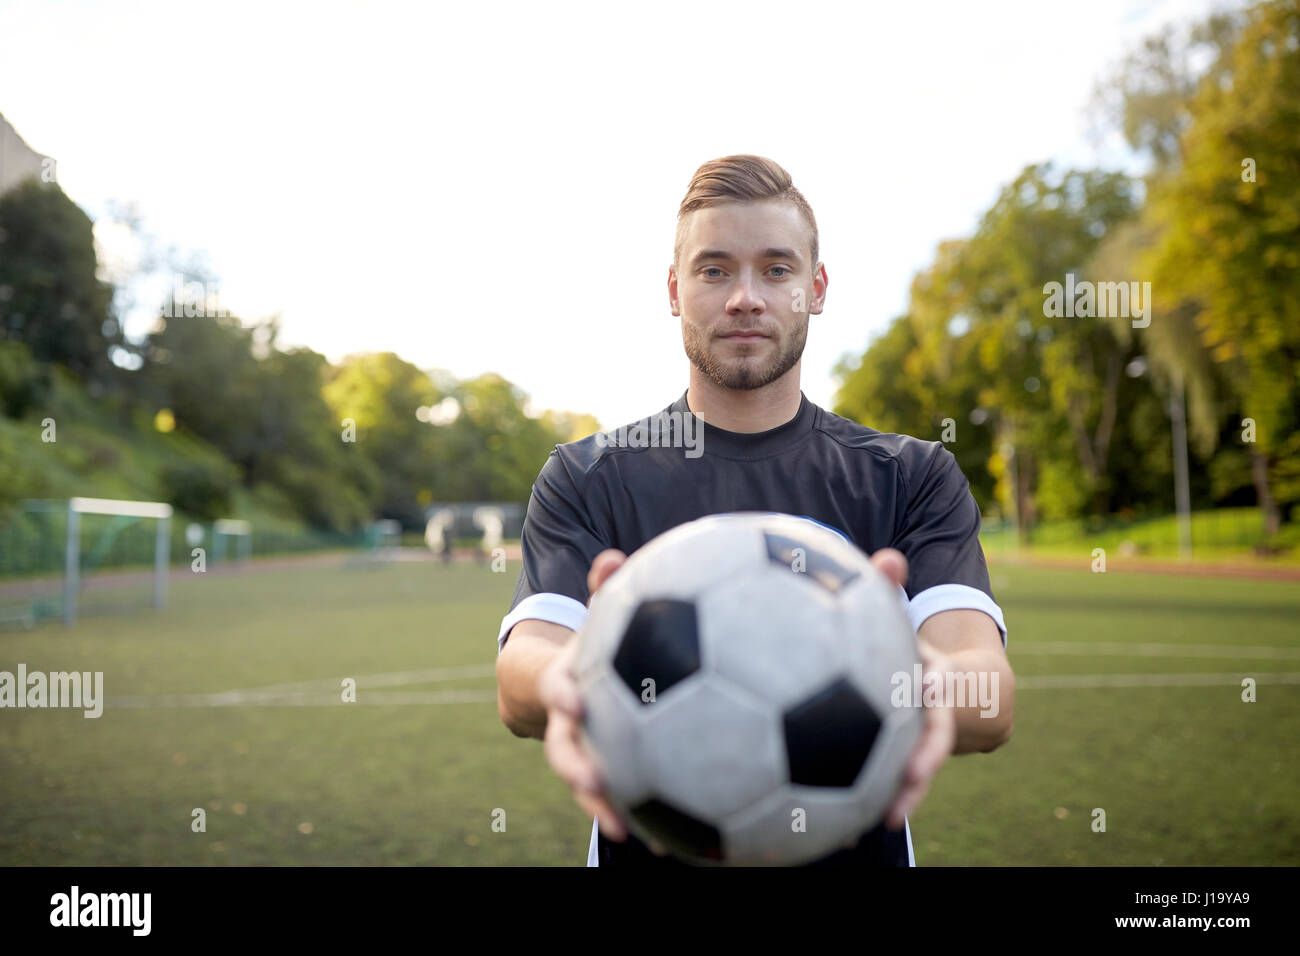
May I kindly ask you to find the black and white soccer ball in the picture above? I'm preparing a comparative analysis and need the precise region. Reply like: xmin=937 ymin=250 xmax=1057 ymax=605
xmin=575 ymin=512 xmax=924 ymax=866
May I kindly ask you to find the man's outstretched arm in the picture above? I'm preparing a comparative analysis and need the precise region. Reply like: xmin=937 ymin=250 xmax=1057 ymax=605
xmin=495 ymin=550 xmax=633 ymax=842
xmin=917 ymin=608 xmax=1015 ymax=754
xmin=496 ymin=618 xmax=571 ymax=739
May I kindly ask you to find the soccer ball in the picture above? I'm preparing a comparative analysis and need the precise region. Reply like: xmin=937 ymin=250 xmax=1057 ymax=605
xmin=575 ymin=512 xmax=923 ymax=866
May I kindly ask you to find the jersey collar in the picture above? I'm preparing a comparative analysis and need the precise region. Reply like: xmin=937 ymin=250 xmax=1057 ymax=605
xmin=671 ymin=388 xmax=816 ymax=460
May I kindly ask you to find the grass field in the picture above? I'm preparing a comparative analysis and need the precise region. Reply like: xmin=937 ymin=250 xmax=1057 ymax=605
xmin=979 ymin=506 xmax=1300 ymax=563
xmin=1 ymin=554 xmax=1298 ymax=866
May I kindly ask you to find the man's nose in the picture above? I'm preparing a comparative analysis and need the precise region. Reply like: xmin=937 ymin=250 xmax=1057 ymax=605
xmin=728 ymin=275 xmax=765 ymax=312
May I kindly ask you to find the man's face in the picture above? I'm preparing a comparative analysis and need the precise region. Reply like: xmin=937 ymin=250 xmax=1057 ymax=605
xmin=671 ymin=199 xmax=823 ymax=392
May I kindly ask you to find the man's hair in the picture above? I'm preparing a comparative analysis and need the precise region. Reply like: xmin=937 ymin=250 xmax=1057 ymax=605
xmin=673 ymin=154 xmax=819 ymax=272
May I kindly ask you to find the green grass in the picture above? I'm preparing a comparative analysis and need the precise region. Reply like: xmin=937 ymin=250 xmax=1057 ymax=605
xmin=928 ymin=566 xmax=1300 ymax=864
xmin=1 ymin=558 xmax=1297 ymax=865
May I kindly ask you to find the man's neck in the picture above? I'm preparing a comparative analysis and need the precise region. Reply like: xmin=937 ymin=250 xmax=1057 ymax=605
xmin=685 ymin=366 xmax=803 ymax=433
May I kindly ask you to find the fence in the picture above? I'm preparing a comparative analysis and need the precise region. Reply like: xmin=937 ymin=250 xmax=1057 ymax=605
xmin=979 ymin=507 xmax=1271 ymax=557
xmin=0 ymin=507 xmax=373 ymax=579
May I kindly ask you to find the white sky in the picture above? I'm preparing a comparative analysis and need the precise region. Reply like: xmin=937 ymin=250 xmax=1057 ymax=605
xmin=0 ymin=0 xmax=1228 ymax=428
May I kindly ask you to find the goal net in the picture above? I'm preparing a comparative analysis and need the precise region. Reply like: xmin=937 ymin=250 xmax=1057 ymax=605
xmin=0 ymin=497 xmax=172 ymax=629
xmin=211 ymin=518 xmax=253 ymax=566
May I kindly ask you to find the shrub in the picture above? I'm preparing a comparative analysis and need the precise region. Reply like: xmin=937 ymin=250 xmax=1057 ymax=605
xmin=158 ymin=461 xmax=237 ymax=521
xmin=0 ymin=342 xmax=51 ymax=418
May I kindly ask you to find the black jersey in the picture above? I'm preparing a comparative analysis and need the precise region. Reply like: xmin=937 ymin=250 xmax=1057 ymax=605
xmin=497 ymin=388 xmax=1007 ymax=867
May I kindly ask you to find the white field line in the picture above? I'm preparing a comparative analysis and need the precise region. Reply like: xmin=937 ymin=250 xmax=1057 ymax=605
xmin=106 ymin=666 xmax=495 ymax=708
xmin=340 ymin=690 xmax=496 ymax=705
xmin=102 ymin=655 xmax=1300 ymax=708
xmin=1013 ymin=642 xmax=1300 ymax=660
xmin=1018 ymin=672 xmax=1300 ymax=689
xmin=105 ymin=689 xmax=500 ymax=707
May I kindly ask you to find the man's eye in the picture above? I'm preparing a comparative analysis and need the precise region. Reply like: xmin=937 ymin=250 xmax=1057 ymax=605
xmin=770 ymin=266 xmax=790 ymax=278
xmin=702 ymin=267 xmax=724 ymax=278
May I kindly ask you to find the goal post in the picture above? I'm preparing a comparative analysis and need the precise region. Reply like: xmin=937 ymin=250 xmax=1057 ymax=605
xmin=63 ymin=497 xmax=172 ymax=628
xmin=369 ymin=519 xmax=401 ymax=551
xmin=212 ymin=518 xmax=253 ymax=565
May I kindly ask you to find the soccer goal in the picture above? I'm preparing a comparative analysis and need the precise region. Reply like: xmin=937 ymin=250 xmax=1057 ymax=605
xmin=1 ymin=497 xmax=174 ymax=629
xmin=211 ymin=518 xmax=253 ymax=566
xmin=370 ymin=518 xmax=402 ymax=555
xmin=63 ymin=497 xmax=172 ymax=627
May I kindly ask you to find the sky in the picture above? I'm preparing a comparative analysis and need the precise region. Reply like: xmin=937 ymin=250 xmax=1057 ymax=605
xmin=0 ymin=0 xmax=1229 ymax=428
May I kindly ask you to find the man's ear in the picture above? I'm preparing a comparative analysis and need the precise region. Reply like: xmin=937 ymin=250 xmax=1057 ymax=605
xmin=809 ymin=263 xmax=828 ymax=315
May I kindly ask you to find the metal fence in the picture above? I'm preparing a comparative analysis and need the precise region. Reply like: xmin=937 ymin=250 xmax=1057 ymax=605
xmin=978 ymin=507 xmax=1269 ymax=556
xmin=0 ymin=507 xmax=372 ymax=579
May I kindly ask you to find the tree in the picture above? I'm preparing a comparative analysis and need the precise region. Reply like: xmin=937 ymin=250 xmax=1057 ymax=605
xmin=835 ymin=165 xmax=1148 ymax=536
xmin=856 ymin=167 xmax=1142 ymax=530
xmin=0 ymin=180 xmax=121 ymax=388
xmin=427 ymin=373 xmax=573 ymax=505
xmin=1143 ymin=0 xmax=1300 ymax=535
xmin=323 ymin=352 xmax=441 ymax=528
xmin=1090 ymin=10 xmax=1244 ymax=174
xmin=834 ymin=242 xmax=997 ymax=512
xmin=540 ymin=408 xmax=602 ymax=444
xmin=143 ymin=313 xmax=378 ymax=530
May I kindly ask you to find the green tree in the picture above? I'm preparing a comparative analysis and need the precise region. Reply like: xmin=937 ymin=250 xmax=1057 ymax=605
xmin=540 ymin=408 xmax=602 ymax=444
xmin=1091 ymin=10 xmax=1244 ymax=173
xmin=429 ymin=373 xmax=572 ymax=505
xmin=834 ymin=241 xmax=997 ymax=511
xmin=1143 ymin=0 xmax=1300 ymax=534
xmin=323 ymin=352 xmax=441 ymax=528
xmin=0 ymin=180 xmax=121 ymax=388
xmin=143 ymin=313 xmax=377 ymax=530
xmin=964 ymin=166 xmax=1141 ymax=521
xmin=837 ymin=165 xmax=1145 ymax=537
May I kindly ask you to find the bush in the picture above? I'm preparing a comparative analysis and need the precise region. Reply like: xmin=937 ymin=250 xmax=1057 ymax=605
xmin=0 ymin=424 xmax=48 ymax=519
xmin=271 ymin=456 xmax=372 ymax=532
xmin=158 ymin=461 xmax=237 ymax=521
xmin=0 ymin=342 xmax=51 ymax=418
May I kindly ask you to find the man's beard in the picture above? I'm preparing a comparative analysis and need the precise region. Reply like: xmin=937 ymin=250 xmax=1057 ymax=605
xmin=682 ymin=318 xmax=808 ymax=391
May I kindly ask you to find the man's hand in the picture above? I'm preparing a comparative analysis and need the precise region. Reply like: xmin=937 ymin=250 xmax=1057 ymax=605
xmin=869 ymin=548 xmax=958 ymax=832
xmin=537 ymin=549 xmax=636 ymax=843
xmin=883 ymin=637 xmax=957 ymax=829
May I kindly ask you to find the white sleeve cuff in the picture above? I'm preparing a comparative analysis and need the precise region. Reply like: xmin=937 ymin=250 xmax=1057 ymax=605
xmin=903 ymin=583 xmax=1007 ymax=647
xmin=497 ymin=592 xmax=589 ymax=653
xmin=501 ymin=586 xmax=1006 ymax=652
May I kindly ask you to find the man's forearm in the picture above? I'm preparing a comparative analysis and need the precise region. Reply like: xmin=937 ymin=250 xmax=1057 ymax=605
xmin=496 ymin=623 xmax=572 ymax=739
xmin=936 ymin=645 xmax=1015 ymax=755
xmin=500 ymin=620 xmax=1014 ymax=754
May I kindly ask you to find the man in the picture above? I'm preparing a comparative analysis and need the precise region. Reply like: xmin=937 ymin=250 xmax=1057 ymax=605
xmin=495 ymin=154 xmax=1014 ymax=866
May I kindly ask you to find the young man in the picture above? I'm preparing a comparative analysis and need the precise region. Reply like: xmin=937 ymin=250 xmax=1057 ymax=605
xmin=495 ymin=155 xmax=1014 ymax=866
